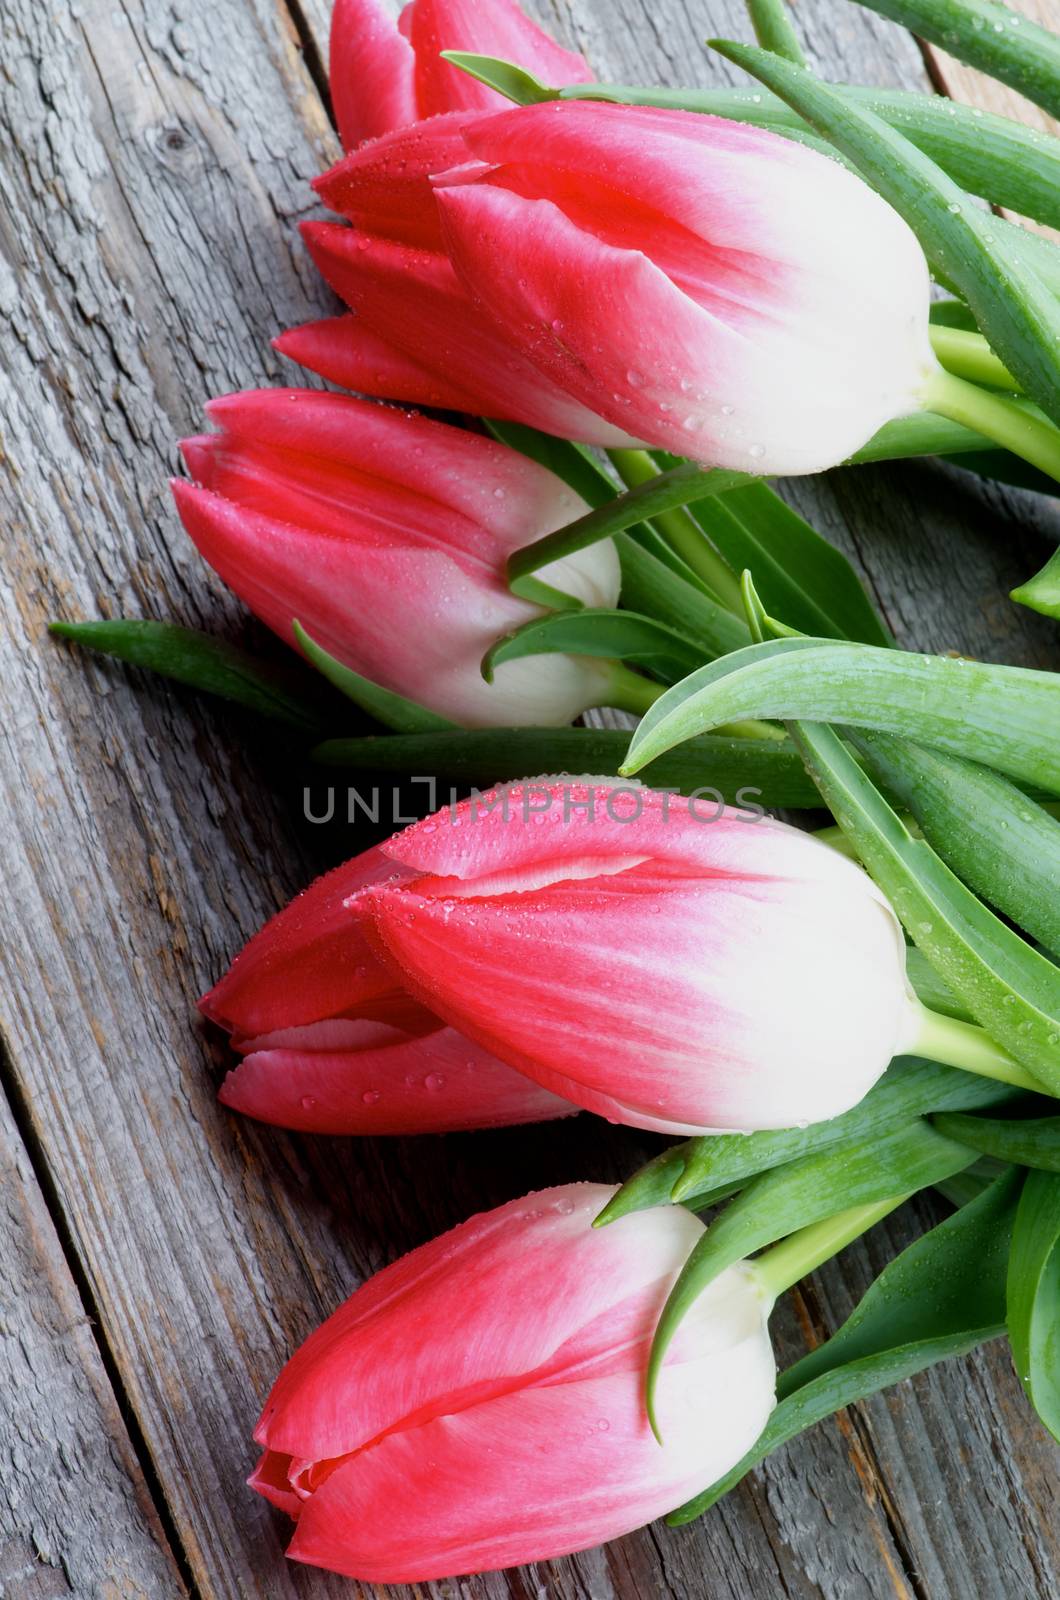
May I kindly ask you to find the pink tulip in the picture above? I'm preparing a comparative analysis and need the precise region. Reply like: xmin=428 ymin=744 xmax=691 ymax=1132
xmin=430 ymin=101 xmax=934 ymax=474
xmin=251 ymin=1182 xmax=776 ymax=1580
xmin=329 ymin=0 xmax=592 ymax=151
xmin=355 ymin=778 xmax=918 ymax=1133
xmin=173 ymin=389 xmax=622 ymax=727
xmin=204 ymin=849 xmax=571 ymax=1133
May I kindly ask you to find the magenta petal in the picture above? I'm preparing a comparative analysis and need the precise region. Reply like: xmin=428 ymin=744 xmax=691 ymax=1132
xmin=329 ymin=0 xmax=417 ymax=149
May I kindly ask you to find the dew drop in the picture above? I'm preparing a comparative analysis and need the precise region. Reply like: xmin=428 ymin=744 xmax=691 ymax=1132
xmin=300 ymin=1095 xmax=317 ymax=1110
xmin=424 ymin=1072 xmax=447 ymax=1091
xmin=748 ymin=443 xmax=766 ymax=459
xmin=361 ymin=1089 xmax=380 ymax=1105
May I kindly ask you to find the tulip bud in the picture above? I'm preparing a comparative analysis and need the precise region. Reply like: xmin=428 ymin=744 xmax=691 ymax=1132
xmin=329 ymin=0 xmax=592 ymax=152
xmin=432 ymin=102 xmax=936 ymax=475
xmin=357 ymin=778 xmax=920 ymax=1133
xmin=203 ymin=848 xmax=572 ymax=1134
xmin=173 ymin=390 xmax=622 ymax=728
xmin=252 ymin=1183 xmax=776 ymax=1580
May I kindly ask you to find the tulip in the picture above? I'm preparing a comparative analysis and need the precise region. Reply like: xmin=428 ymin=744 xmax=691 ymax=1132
xmin=355 ymin=778 xmax=921 ymax=1133
xmin=329 ymin=0 xmax=592 ymax=152
xmin=429 ymin=101 xmax=936 ymax=475
xmin=251 ymin=1182 xmax=776 ymax=1580
xmin=203 ymin=845 xmax=572 ymax=1134
xmin=173 ymin=389 xmax=625 ymax=728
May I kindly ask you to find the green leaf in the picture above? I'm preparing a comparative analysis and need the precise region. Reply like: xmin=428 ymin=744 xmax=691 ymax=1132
xmin=848 ymin=0 xmax=1060 ymax=122
xmin=440 ymin=51 xmax=553 ymax=103
xmin=595 ymin=1058 xmax=1016 ymax=1226
xmin=709 ymin=41 xmax=1060 ymax=428
xmin=507 ymin=464 xmax=748 ymax=594
xmin=614 ymin=534 xmax=752 ymax=659
xmin=905 ymin=946 xmax=969 ymax=1021
xmin=49 ymin=618 xmax=326 ymax=731
xmin=1012 ymin=545 xmax=1060 ymax=620
xmin=774 ymin=722 xmax=1060 ymax=1084
xmin=1007 ymin=1169 xmax=1060 ymax=1441
xmin=933 ymin=1109 xmax=1060 ymax=1171
xmin=292 ymin=622 xmax=455 ymax=733
xmin=669 ymin=1171 xmax=1018 ymax=1520
xmin=853 ymin=731 xmax=1060 ymax=959
xmin=688 ymin=482 xmax=892 ymax=646
xmin=310 ymin=725 xmax=823 ymax=808
xmin=621 ymin=636 xmax=1060 ymax=794
xmin=645 ymin=1120 xmax=976 ymax=1425
xmin=745 ymin=0 xmax=806 ymax=63
xmin=482 ymin=609 xmax=707 ymax=686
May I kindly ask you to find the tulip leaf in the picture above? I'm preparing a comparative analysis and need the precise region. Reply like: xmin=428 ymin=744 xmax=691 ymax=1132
xmin=440 ymin=51 xmax=555 ymax=104
xmin=669 ymin=1170 xmax=1018 ymax=1521
xmin=482 ymin=609 xmax=707 ymax=685
xmin=745 ymin=0 xmax=806 ymax=64
xmin=615 ymin=535 xmax=752 ymax=659
xmin=595 ymin=1058 xmax=1016 ymax=1226
xmin=621 ymin=637 xmax=1060 ymax=794
xmin=506 ymin=464 xmax=748 ymax=594
xmin=853 ymin=732 xmax=1060 ymax=959
xmin=292 ymin=622 xmax=455 ymax=734
xmin=848 ymin=0 xmax=1060 ymax=122
xmin=686 ymin=482 xmax=892 ymax=646
xmin=933 ymin=1110 xmax=1060 ymax=1171
xmin=645 ymin=1119 xmax=976 ymax=1427
xmin=775 ymin=722 xmax=1060 ymax=1084
xmin=1012 ymin=546 xmax=1060 ymax=620
xmin=1007 ymin=1169 xmax=1060 ymax=1441
xmin=311 ymin=726 xmax=823 ymax=808
xmin=49 ymin=618 xmax=328 ymax=731
xmin=709 ymin=41 xmax=1060 ymax=429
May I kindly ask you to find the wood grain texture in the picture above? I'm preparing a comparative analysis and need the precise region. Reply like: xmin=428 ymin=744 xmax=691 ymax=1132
xmin=0 ymin=1076 xmax=184 ymax=1597
xmin=0 ymin=0 xmax=1057 ymax=1597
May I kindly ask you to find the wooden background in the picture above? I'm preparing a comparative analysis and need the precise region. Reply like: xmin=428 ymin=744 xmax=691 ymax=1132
xmin=1 ymin=0 xmax=1059 ymax=1595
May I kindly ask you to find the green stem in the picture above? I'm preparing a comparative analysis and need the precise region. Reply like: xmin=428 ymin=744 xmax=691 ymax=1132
xmin=922 ymin=368 xmax=1060 ymax=485
xmin=607 ymin=449 xmax=745 ymax=612
xmin=754 ymin=1195 xmax=909 ymax=1299
xmin=928 ymin=326 xmax=1020 ymax=393
xmin=602 ymin=663 xmax=783 ymax=742
xmin=910 ymin=1001 xmax=1050 ymax=1095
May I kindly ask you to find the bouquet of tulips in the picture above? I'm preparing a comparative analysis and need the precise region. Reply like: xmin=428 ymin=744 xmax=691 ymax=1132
xmin=52 ymin=0 xmax=1060 ymax=1583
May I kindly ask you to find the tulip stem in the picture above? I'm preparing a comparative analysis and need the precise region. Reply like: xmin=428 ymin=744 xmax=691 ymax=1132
xmin=910 ymin=1001 xmax=1051 ymax=1095
xmin=753 ymin=1195 xmax=910 ymax=1299
xmin=606 ymin=449 xmax=745 ymax=612
xmin=922 ymin=369 xmax=1060 ymax=485
xmin=928 ymin=326 xmax=1021 ymax=392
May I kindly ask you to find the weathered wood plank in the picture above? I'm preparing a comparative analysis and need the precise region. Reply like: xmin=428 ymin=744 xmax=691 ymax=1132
xmin=0 ymin=0 xmax=1056 ymax=1597
xmin=0 ymin=1074 xmax=185 ymax=1598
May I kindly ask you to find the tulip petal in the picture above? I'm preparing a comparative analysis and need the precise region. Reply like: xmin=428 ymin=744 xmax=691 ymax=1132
xmin=314 ymin=113 xmax=479 ymax=249
xmin=274 ymin=314 xmax=489 ymax=414
xmin=330 ymin=0 xmax=417 ymax=150
xmin=200 ymin=848 xmax=409 ymax=1036
xmin=256 ymin=1185 xmax=708 ymax=1459
xmin=220 ymin=1021 xmax=573 ymax=1133
xmin=299 ymin=221 xmax=637 ymax=446
xmin=402 ymin=0 xmax=592 ymax=121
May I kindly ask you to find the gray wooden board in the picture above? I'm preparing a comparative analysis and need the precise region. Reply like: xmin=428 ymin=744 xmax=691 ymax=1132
xmin=0 ymin=0 xmax=1056 ymax=1596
